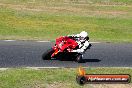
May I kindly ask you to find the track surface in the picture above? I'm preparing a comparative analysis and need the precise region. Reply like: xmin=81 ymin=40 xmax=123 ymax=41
xmin=0 ymin=41 xmax=132 ymax=68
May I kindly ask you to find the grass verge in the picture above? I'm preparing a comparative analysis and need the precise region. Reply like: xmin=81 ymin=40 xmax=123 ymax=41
xmin=0 ymin=67 xmax=132 ymax=88
xmin=0 ymin=0 xmax=132 ymax=42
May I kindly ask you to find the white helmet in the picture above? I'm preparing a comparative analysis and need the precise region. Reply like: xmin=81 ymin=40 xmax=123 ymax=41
xmin=79 ymin=31 xmax=88 ymax=38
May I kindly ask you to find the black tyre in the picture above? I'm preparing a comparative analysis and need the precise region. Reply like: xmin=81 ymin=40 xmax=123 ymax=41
xmin=76 ymin=54 xmax=83 ymax=63
xmin=42 ymin=48 xmax=54 ymax=60
xmin=76 ymin=76 xmax=86 ymax=85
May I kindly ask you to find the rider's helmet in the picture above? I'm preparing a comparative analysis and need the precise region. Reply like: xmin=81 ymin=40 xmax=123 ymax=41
xmin=78 ymin=31 xmax=89 ymax=41
xmin=79 ymin=31 xmax=88 ymax=38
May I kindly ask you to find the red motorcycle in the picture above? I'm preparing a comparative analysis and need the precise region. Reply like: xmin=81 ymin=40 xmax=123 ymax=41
xmin=42 ymin=36 xmax=91 ymax=63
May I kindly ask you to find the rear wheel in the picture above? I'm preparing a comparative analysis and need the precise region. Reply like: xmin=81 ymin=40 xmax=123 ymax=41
xmin=76 ymin=54 xmax=83 ymax=63
xmin=42 ymin=48 xmax=54 ymax=60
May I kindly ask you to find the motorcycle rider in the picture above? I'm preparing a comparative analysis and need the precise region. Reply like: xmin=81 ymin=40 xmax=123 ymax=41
xmin=68 ymin=31 xmax=90 ymax=53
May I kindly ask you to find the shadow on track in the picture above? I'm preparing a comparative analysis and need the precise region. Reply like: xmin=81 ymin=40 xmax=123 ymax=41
xmin=43 ymin=58 xmax=101 ymax=63
xmin=84 ymin=59 xmax=101 ymax=62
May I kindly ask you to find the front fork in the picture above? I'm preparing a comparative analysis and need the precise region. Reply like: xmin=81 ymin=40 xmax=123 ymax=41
xmin=51 ymin=49 xmax=59 ymax=58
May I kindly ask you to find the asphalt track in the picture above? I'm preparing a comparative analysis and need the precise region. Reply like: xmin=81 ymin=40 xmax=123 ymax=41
xmin=0 ymin=40 xmax=132 ymax=68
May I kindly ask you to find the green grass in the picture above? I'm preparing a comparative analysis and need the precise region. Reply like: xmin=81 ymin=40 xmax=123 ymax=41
xmin=0 ymin=68 xmax=132 ymax=88
xmin=0 ymin=0 xmax=132 ymax=42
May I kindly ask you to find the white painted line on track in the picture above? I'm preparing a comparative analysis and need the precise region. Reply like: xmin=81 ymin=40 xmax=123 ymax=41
xmin=37 ymin=41 xmax=50 ymax=42
xmin=0 ymin=40 xmax=101 ymax=44
xmin=0 ymin=67 xmax=132 ymax=70
xmin=26 ymin=67 xmax=62 ymax=69
xmin=26 ymin=67 xmax=63 ymax=70
xmin=3 ymin=40 xmax=16 ymax=42
xmin=89 ymin=42 xmax=100 ymax=44
xmin=0 ymin=68 xmax=8 ymax=70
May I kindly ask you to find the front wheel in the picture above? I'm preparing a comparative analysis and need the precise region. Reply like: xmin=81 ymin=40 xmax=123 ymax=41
xmin=42 ymin=48 xmax=54 ymax=60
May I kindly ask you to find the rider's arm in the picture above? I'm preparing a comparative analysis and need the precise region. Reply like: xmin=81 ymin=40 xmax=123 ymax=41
xmin=71 ymin=41 xmax=89 ymax=53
